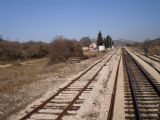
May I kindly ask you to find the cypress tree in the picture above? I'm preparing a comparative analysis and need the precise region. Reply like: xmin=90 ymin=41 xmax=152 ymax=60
xmin=106 ymin=35 xmax=110 ymax=48
xmin=104 ymin=37 xmax=107 ymax=48
xmin=109 ymin=37 xmax=112 ymax=48
xmin=96 ymin=31 xmax=103 ymax=46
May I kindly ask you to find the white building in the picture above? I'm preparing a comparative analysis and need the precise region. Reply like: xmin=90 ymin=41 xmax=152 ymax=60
xmin=98 ymin=45 xmax=105 ymax=51
xmin=89 ymin=43 xmax=97 ymax=49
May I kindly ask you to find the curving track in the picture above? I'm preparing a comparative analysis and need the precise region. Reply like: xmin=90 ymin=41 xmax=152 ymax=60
xmin=19 ymin=50 xmax=117 ymax=120
xmin=123 ymin=48 xmax=160 ymax=120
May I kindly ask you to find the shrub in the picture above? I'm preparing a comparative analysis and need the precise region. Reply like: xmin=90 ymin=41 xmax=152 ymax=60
xmin=49 ymin=37 xmax=83 ymax=64
xmin=0 ymin=39 xmax=49 ymax=61
xmin=79 ymin=37 xmax=92 ymax=47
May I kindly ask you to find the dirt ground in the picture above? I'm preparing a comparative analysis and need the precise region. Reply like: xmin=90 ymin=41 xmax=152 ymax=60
xmin=0 ymin=51 xmax=106 ymax=120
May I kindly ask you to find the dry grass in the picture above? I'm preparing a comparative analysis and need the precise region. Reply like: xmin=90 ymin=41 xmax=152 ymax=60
xmin=0 ymin=51 xmax=106 ymax=95
xmin=0 ymin=58 xmax=77 ymax=95
xmin=0 ymin=59 xmax=48 ymax=94
xmin=0 ymin=51 xmax=105 ymax=94
xmin=148 ymin=45 xmax=160 ymax=55
xmin=83 ymin=50 xmax=106 ymax=58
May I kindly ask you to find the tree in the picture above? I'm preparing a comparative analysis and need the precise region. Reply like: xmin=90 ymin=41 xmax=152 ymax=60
xmin=105 ymin=35 xmax=110 ymax=48
xmin=103 ymin=38 xmax=106 ymax=48
xmin=104 ymin=36 xmax=108 ymax=48
xmin=80 ymin=37 xmax=92 ymax=47
xmin=96 ymin=31 xmax=103 ymax=46
xmin=112 ymin=40 xmax=114 ymax=47
xmin=109 ymin=36 xmax=112 ymax=48
xmin=49 ymin=37 xmax=83 ymax=64
xmin=104 ymin=35 xmax=113 ymax=48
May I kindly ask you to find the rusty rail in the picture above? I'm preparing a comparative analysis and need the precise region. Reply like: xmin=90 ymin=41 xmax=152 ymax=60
xmin=107 ymin=55 xmax=121 ymax=120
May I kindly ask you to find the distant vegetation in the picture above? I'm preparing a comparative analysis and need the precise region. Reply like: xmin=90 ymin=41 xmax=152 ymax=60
xmin=0 ymin=36 xmax=84 ymax=64
xmin=79 ymin=37 xmax=92 ymax=47
xmin=0 ymin=32 xmax=115 ymax=64
xmin=0 ymin=38 xmax=49 ymax=61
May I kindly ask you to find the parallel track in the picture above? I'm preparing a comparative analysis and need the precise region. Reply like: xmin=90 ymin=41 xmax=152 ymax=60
xmin=152 ymin=54 xmax=160 ymax=60
xmin=140 ymin=52 xmax=160 ymax=63
xmin=19 ymin=50 xmax=117 ymax=120
xmin=129 ymin=50 xmax=160 ymax=74
xmin=123 ymin=48 xmax=160 ymax=120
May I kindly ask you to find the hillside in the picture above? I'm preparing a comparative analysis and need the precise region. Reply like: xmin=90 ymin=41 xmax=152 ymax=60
xmin=148 ymin=38 xmax=160 ymax=45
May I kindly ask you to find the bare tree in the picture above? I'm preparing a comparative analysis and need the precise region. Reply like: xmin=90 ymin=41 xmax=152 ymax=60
xmin=144 ymin=39 xmax=150 ymax=55
xmin=80 ymin=37 xmax=92 ymax=47
xmin=49 ymin=37 xmax=83 ymax=64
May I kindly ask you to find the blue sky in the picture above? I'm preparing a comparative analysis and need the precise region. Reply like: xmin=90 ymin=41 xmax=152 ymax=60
xmin=0 ymin=0 xmax=160 ymax=42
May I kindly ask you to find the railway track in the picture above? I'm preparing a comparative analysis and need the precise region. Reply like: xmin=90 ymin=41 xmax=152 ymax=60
xmin=152 ymin=54 xmax=160 ymax=60
xmin=19 ymin=50 xmax=117 ymax=120
xmin=128 ymin=49 xmax=160 ymax=74
xmin=140 ymin=52 xmax=160 ymax=63
xmin=147 ymin=54 xmax=160 ymax=63
xmin=123 ymin=48 xmax=160 ymax=120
